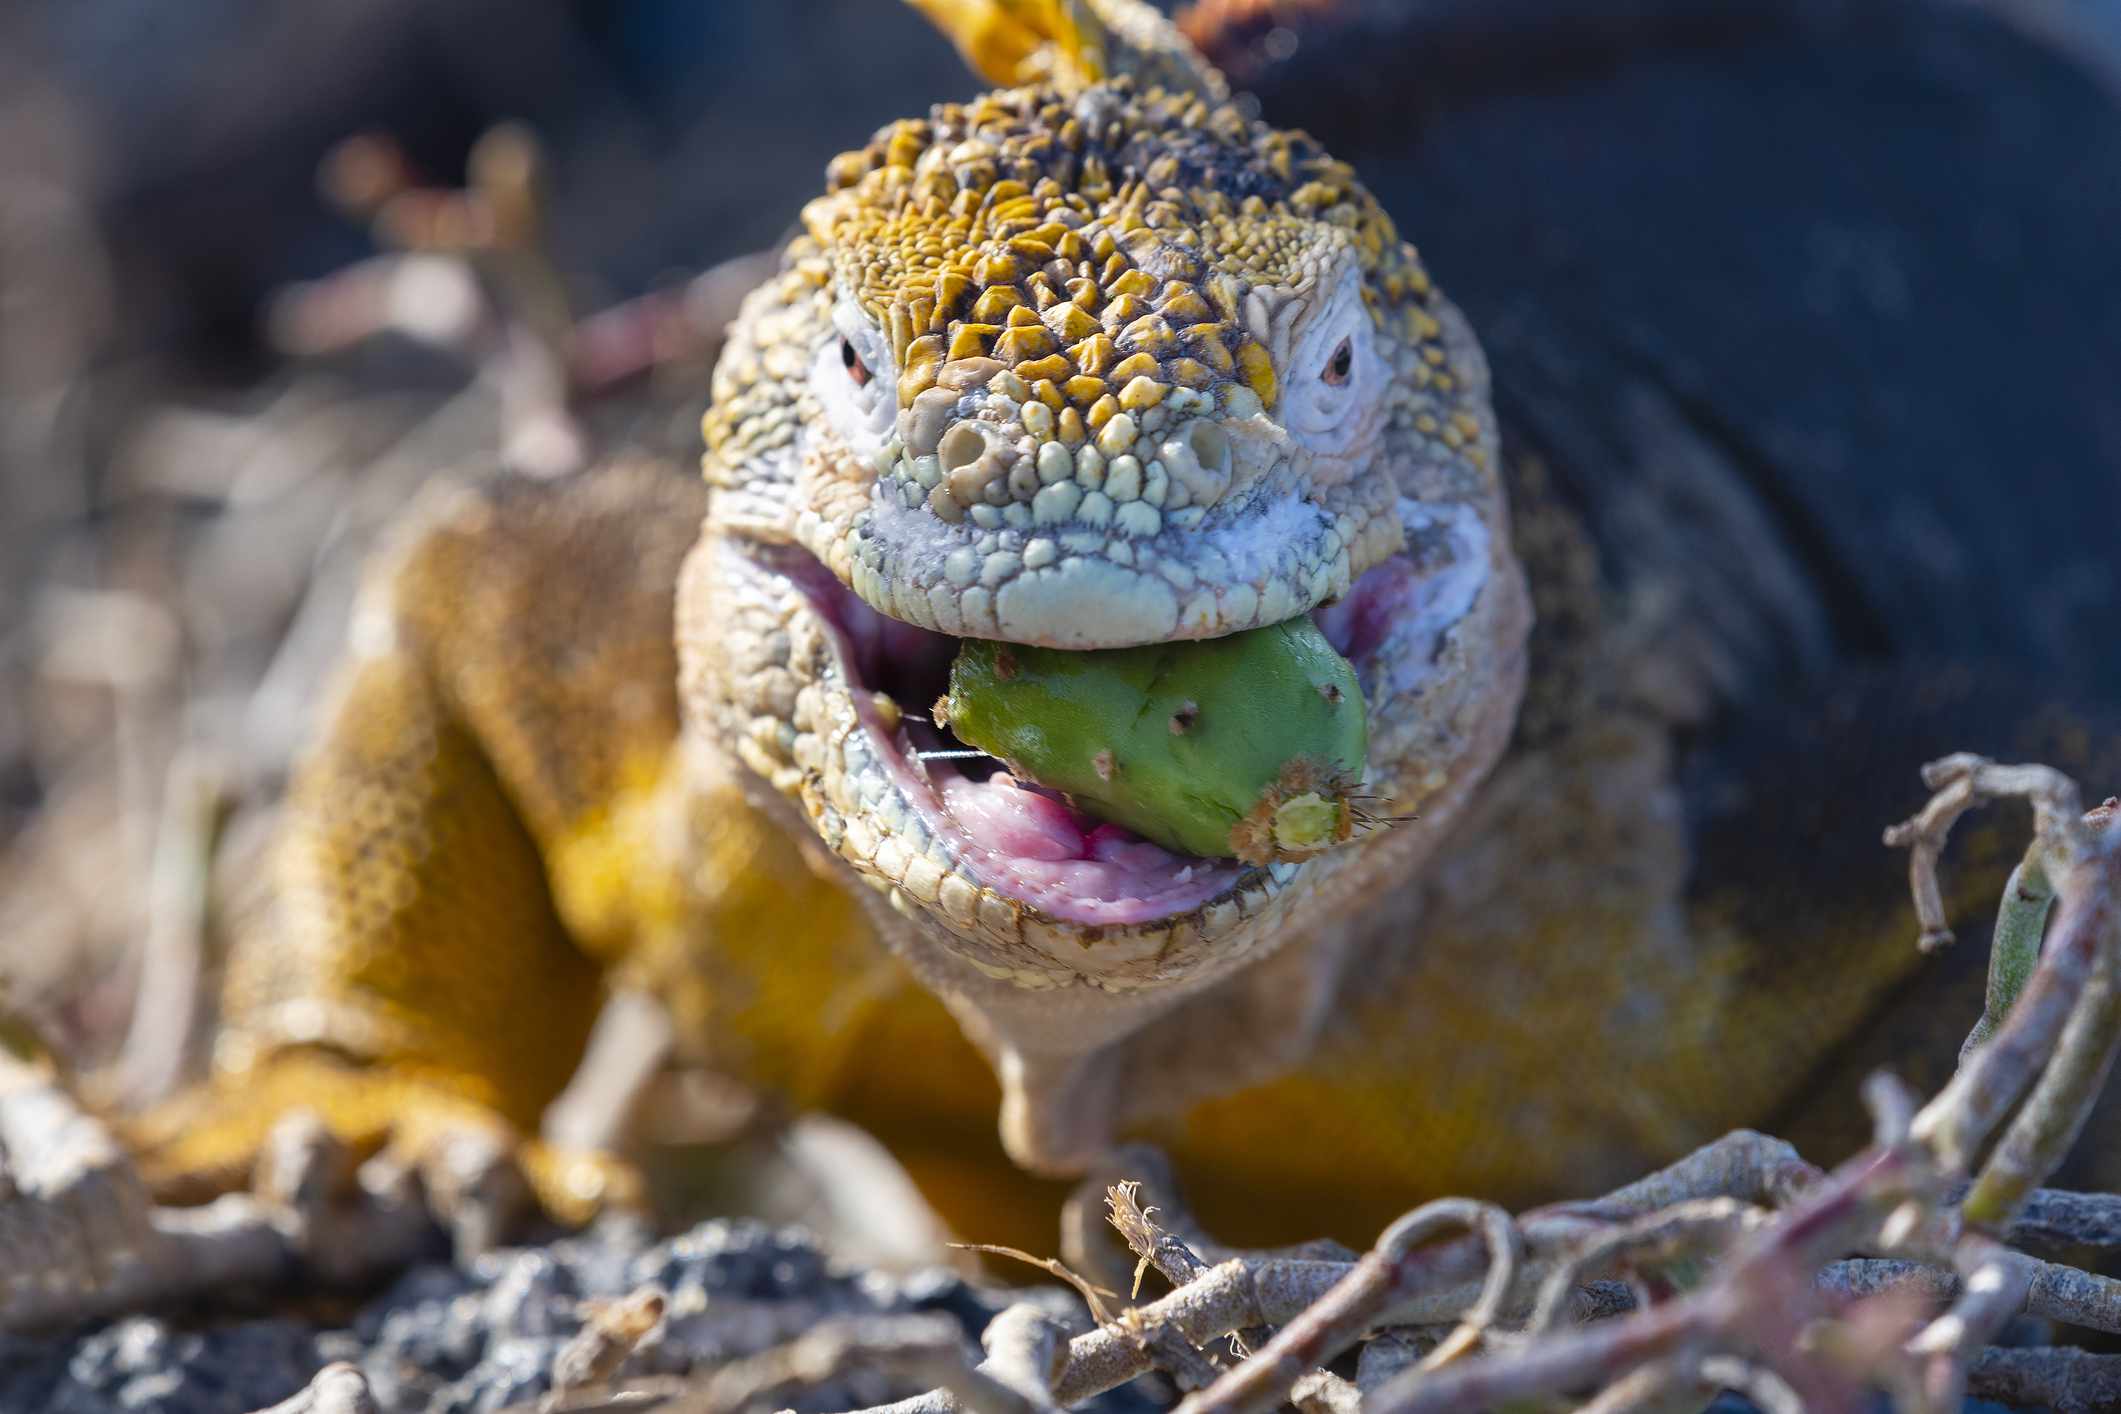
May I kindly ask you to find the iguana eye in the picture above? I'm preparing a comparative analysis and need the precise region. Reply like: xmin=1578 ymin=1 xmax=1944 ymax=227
xmin=1322 ymin=337 xmax=1353 ymax=386
xmin=1283 ymin=268 xmax=1377 ymax=454
xmin=816 ymin=305 xmax=896 ymax=459
xmin=840 ymin=336 xmax=872 ymax=388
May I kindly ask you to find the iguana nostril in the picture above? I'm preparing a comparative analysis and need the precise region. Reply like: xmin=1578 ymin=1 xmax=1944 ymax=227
xmin=939 ymin=423 xmax=989 ymax=473
xmin=1161 ymin=420 xmax=1234 ymax=507
xmin=1188 ymin=422 xmax=1229 ymax=474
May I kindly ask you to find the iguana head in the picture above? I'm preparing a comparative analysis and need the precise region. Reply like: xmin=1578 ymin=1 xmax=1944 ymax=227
xmin=681 ymin=1 xmax=1529 ymax=1005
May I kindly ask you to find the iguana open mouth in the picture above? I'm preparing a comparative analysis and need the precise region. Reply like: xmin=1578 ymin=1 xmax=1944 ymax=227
xmin=771 ymin=546 xmax=1424 ymax=928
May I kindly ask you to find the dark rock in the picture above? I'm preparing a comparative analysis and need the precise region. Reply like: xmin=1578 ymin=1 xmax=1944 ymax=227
xmin=7 ymin=1218 xmax=1050 ymax=1414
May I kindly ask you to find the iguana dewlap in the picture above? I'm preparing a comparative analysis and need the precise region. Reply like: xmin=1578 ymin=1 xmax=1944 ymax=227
xmin=136 ymin=0 xmax=2087 ymax=1249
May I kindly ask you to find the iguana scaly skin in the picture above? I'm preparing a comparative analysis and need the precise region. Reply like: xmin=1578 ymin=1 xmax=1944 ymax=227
xmin=137 ymin=0 xmax=2023 ymax=1247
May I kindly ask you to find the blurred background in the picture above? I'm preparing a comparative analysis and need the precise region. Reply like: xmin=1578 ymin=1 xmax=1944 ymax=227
xmin=2 ymin=0 xmax=2119 ymax=1131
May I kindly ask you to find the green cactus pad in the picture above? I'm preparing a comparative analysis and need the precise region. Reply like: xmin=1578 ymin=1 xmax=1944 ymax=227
xmin=938 ymin=619 xmax=1369 ymax=864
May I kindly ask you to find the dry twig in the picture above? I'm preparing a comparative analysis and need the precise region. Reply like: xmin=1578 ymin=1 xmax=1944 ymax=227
xmin=245 ymin=1363 xmax=378 ymax=1414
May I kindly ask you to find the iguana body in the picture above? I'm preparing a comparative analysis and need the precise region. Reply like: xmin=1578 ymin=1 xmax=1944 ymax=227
xmin=138 ymin=0 xmax=2112 ymax=1248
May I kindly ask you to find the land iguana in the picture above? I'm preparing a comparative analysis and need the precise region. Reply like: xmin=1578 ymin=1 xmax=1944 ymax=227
xmin=135 ymin=0 xmax=2118 ymax=1250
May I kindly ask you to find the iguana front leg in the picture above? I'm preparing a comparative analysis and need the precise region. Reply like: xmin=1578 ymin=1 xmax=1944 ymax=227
xmin=131 ymin=617 xmax=629 ymax=1228
xmin=132 ymin=463 xmax=782 ymax=1233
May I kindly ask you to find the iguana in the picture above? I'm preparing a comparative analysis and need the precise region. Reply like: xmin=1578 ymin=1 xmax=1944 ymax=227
xmin=135 ymin=0 xmax=2116 ymax=1251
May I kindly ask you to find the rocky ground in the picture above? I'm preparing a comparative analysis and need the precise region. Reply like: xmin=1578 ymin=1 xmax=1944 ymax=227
xmin=0 ymin=1217 xmax=1115 ymax=1414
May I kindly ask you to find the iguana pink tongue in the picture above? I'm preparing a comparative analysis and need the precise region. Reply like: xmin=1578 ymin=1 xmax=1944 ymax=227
xmin=936 ymin=774 xmax=1232 ymax=925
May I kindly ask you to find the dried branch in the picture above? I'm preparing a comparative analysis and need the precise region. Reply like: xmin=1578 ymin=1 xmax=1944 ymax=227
xmin=978 ymin=1303 xmax=1072 ymax=1410
xmin=111 ymin=750 xmax=228 ymax=1108
xmin=1108 ymin=1179 xmax=1213 ymax=1292
xmin=1905 ymin=763 xmax=2114 ymax=1176
xmin=2024 ymin=1255 xmax=2121 ymax=1333
xmin=1101 ymin=1178 xmax=1255 ymax=1384
xmin=866 ymin=1132 xmax=1842 ymax=1414
xmin=245 ymin=1363 xmax=378 ymax=1414
xmin=1968 ymin=1345 xmax=2121 ymax=1414
xmin=551 ymin=1284 xmax=669 ymax=1393
xmin=1525 ymin=1198 xmax=1768 ymax=1337
xmin=1905 ymin=1237 xmax=2035 ymax=1409
xmin=1882 ymin=754 xmax=2086 ymax=950
xmin=1555 ymin=1127 xmax=1822 ymax=1220
xmin=1817 ymin=1253 xmax=2121 ymax=1336
xmin=1285 ymin=1367 xmax=1360 ymax=1414
xmin=0 ymin=1063 xmax=436 ymax=1333
xmin=2005 ymin=1186 xmax=2121 ymax=1259
xmin=1697 ymin=1355 xmax=1804 ymax=1414
xmin=689 ymin=1313 xmax=1038 ymax=1414
xmin=1568 ymin=1358 xmax=1713 ymax=1414
xmin=1112 ymin=1303 xmax=1226 ymax=1393
xmin=1352 ymin=1329 xmax=1435 ymax=1392
xmin=1174 ymin=1197 xmax=1522 ymax=1414
xmin=953 ymin=1242 xmax=1120 ymax=1326
xmin=1960 ymin=867 xmax=2121 ymax=1227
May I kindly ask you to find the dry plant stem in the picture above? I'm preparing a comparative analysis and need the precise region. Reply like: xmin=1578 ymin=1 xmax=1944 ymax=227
xmin=1910 ymin=836 xmax=2110 ymax=1171
xmin=1961 ymin=858 xmax=2121 ymax=1227
xmin=1287 ymin=1368 xmax=1360 ymax=1414
xmin=1963 ymin=851 xmax=2058 ymax=1061
xmin=1108 ymin=1180 xmax=1213 ymax=1289
xmin=686 ymin=1314 xmax=1041 ymax=1414
xmin=1117 ymin=1305 xmax=1226 ymax=1392
xmin=1569 ymin=1358 xmax=1711 ymax=1414
xmin=245 ymin=1363 xmax=378 ymax=1414
xmin=955 ymin=1243 xmax=1120 ymax=1325
xmin=1526 ymin=1199 xmax=1768 ymax=1336
xmin=1977 ymin=968 xmax=2121 ymax=1223
xmin=113 ymin=749 xmax=227 ymax=1108
xmin=551 ymin=1284 xmax=669 ymax=1392
xmin=1354 ymin=1330 xmax=1435 ymax=1392
xmin=976 ymin=1304 xmax=1072 ymax=1410
xmin=2005 ymin=1186 xmax=2121 ymax=1259
xmin=1062 ymin=1145 xmax=1232 ymax=1289
xmin=1050 ymin=1258 xmax=1281 ymax=1406
xmin=1374 ymin=1298 xmax=1701 ymax=1414
xmin=1698 ymin=1356 xmax=1803 ymax=1414
xmin=541 ymin=988 xmax=674 ymax=1153
xmin=0 ymin=1066 xmax=433 ymax=1332
xmin=1815 ymin=1258 xmax=1954 ymax=1305
xmin=1173 ymin=1198 xmax=1521 ymax=1414
xmin=1106 ymin=1179 xmax=1272 ymax=1358
xmin=1821 ymin=1255 xmax=2121 ymax=1334
xmin=876 ymin=1132 xmax=1820 ymax=1414
xmin=1968 ymin=1345 xmax=2121 ymax=1414
xmin=1906 ymin=1237 xmax=2034 ymax=1409
xmin=758 ymin=1255 xmax=1368 ymax=1414
xmin=1883 ymin=755 xmax=2088 ymax=951
xmin=1369 ymin=1124 xmax=1930 ymax=1414
xmin=2025 ymin=1256 xmax=2121 ymax=1332
xmin=1568 ymin=1129 xmax=1822 ymax=1218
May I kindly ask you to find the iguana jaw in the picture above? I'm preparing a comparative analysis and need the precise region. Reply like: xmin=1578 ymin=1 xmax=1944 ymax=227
xmin=684 ymin=497 xmax=1526 ymax=995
